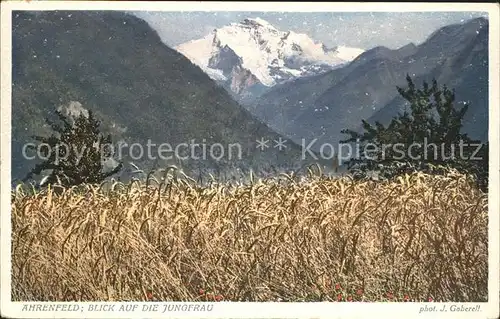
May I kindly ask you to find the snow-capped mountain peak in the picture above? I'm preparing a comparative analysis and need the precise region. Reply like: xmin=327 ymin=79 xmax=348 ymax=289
xmin=176 ymin=18 xmax=364 ymax=95
xmin=241 ymin=17 xmax=277 ymax=30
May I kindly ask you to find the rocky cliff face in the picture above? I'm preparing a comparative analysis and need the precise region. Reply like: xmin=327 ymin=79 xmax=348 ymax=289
xmin=230 ymin=65 xmax=260 ymax=95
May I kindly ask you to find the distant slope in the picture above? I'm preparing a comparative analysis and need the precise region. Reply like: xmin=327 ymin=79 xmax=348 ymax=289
xmin=253 ymin=17 xmax=489 ymax=149
xmin=11 ymin=11 xmax=312 ymax=183
xmin=368 ymin=19 xmax=488 ymax=141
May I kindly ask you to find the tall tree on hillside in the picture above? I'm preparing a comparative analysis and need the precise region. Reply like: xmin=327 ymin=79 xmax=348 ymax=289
xmin=23 ymin=109 xmax=123 ymax=187
xmin=340 ymin=75 xmax=488 ymax=191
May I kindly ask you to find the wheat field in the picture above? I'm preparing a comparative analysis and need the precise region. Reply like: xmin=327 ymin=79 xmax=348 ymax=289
xmin=11 ymin=168 xmax=488 ymax=302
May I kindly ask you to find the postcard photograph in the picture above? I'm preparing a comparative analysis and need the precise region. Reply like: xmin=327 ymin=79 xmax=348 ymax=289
xmin=1 ymin=1 xmax=499 ymax=319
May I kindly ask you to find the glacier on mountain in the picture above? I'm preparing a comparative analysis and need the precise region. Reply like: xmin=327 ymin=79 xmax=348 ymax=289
xmin=176 ymin=17 xmax=364 ymax=93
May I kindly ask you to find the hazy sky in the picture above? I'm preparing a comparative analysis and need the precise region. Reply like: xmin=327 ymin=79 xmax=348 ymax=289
xmin=133 ymin=11 xmax=487 ymax=50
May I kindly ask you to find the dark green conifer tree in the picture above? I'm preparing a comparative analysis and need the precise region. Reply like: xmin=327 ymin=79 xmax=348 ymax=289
xmin=341 ymin=75 xmax=488 ymax=191
xmin=23 ymin=109 xmax=122 ymax=187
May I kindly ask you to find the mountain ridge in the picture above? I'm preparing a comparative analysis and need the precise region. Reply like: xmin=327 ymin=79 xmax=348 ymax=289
xmin=251 ymin=17 xmax=489 ymax=150
xmin=11 ymin=11 xmax=314 ymax=183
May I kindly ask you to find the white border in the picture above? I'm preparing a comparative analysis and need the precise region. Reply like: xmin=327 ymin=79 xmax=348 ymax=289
xmin=1 ymin=1 xmax=499 ymax=319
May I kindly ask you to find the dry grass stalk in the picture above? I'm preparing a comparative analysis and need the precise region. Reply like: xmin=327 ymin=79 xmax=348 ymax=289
xmin=11 ymin=170 xmax=487 ymax=302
